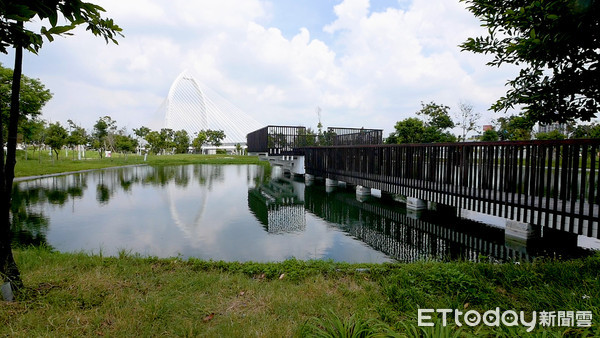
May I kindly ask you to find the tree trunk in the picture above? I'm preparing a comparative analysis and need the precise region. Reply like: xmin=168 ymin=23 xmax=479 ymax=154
xmin=0 ymin=38 xmax=24 ymax=290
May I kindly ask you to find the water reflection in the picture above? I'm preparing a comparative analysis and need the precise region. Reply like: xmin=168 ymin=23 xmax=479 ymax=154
xmin=11 ymin=164 xmax=592 ymax=262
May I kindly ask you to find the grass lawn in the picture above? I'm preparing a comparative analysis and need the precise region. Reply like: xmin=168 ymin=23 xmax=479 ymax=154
xmin=2 ymin=248 xmax=599 ymax=336
xmin=14 ymin=150 xmax=266 ymax=178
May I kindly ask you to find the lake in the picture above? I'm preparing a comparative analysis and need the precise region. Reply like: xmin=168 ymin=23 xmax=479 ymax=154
xmin=11 ymin=164 xmax=593 ymax=263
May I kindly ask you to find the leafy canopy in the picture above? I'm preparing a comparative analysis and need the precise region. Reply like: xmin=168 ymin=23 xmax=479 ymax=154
xmin=0 ymin=1 xmax=122 ymax=54
xmin=460 ymin=0 xmax=600 ymax=123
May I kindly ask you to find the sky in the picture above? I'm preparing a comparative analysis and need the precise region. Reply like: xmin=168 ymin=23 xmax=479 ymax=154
xmin=0 ymin=0 xmax=523 ymax=137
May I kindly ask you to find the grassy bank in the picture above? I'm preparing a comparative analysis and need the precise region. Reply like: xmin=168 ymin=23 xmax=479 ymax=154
xmin=14 ymin=151 xmax=266 ymax=178
xmin=2 ymin=248 xmax=599 ymax=336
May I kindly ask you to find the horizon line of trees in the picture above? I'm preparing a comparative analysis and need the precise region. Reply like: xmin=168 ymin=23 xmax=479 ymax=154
xmin=17 ymin=115 xmax=230 ymax=160
xmin=385 ymin=101 xmax=600 ymax=145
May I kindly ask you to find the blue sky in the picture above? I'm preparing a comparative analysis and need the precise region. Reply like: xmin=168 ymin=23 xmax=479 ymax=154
xmin=0 ymin=0 xmax=523 ymax=137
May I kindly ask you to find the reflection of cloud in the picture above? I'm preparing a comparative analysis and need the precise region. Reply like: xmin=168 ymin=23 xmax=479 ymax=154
xmin=22 ymin=164 xmax=392 ymax=262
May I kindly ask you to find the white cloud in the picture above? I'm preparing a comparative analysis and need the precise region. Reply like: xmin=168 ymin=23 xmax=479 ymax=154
xmin=0 ymin=0 xmax=520 ymax=135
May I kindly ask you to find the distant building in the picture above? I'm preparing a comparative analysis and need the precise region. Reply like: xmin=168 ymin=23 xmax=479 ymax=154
xmin=483 ymin=125 xmax=493 ymax=132
xmin=538 ymin=122 xmax=567 ymax=135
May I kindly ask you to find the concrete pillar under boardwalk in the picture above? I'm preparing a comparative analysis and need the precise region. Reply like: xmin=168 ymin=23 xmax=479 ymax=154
xmin=505 ymin=220 xmax=540 ymax=243
xmin=406 ymin=197 xmax=427 ymax=211
xmin=356 ymin=185 xmax=371 ymax=196
xmin=325 ymin=178 xmax=338 ymax=193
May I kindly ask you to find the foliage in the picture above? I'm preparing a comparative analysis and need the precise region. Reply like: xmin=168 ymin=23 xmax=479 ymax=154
xmin=114 ymin=132 xmax=137 ymax=155
xmin=44 ymin=122 xmax=67 ymax=160
xmin=91 ymin=116 xmax=117 ymax=158
xmin=300 ymin=310 xmax=388 ymax=337
xmin=192 ymin=130 xmax=207 ymax=152
xmin=388 ymin=102 xmax=456 ymax=144
xmin=173 ymin=129 xmax=189 ymax=154
xmin=480 ymin=129 xmax=499 ymax=141
xmin=455 ymin=101 xmax=481 ymax=141
xmin=206 ymin=129 xmax=225 ymax=147
xmin=571 ymin=123 xmax=600 ymax=139
xmin=417 ymin=101 xmax=454 ymax=130
xmin=535 ymin=129 xmax=565 ymax=140
xmin=460 ymin=0 xmax=600 ymax=124
xmin=495 ymin=115 xmax=535 ymax=141
xmin=65 ymin=119 xmax=87 ymax=158
xmin=0 ymin=1 xmax=123 ymax=54
xmin=387 ymin=118 xmax=425 ymax=144
xmin=18 ymin=117 xmax=45 ymax=155
xmin=0 ymin=63 xmax=52 ymax=139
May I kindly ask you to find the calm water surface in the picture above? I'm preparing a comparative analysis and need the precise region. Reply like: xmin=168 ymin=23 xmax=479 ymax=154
xmin=12 ymin=164 xmax=593 ymax=262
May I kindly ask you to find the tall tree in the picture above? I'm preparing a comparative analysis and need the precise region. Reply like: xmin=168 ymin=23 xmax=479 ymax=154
xmin=173 ymin=129 xmax=190 ymax=154
xmin=0 ymin=1 xmax=122 ymax=290
xmin=66 ymin=119 xmax=87 ymax=160
xmin=45 ymin=122 xmax=67 ymax=160
xmin=495 ymin=115 xmax=535 ymax=141
xmin=206 ymin=129 xmax=226 ymax=147
xmin=192 ymin=130 xmax=208 ymax=153
xmin=460 ymin=0 xmax=600 ymax=124
xmin=455 ymin=101 xmax=481 ymax=141
xmin=91 ymin=116 xmax=116 ymax=159
xmin=1 ymin=63 xmax=52 ymax=140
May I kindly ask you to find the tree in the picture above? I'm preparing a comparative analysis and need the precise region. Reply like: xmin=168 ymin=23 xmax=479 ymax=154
xmin=133 ymin=126 xmax=150 ymax=154
xmin=173 ymin=129 xmax=189 ymax=154
xmin=388 ymin=102 xmax=457 ymax=144
xmin=460 ymin=0 xmax=600 ymax=124
xmin=481 ymin=129 xmax=499 ymax=141
xmin=144 ymin=130 xmax=163 ymax=155
xmin=192 ymin=130 xmax=208 ymax=153
xmin=417 ymin=101 xmax=454 ymax=130
xmin=45 ymin=122 xmax=67 ymax=160
xmin=91 ymin=116 xmax=116 ymax=158
xmin=66 ymin=119 xmax=87 ymax=160
xmin=495 ymin=115 xmax=535 ymax=141
xmin=571 ymin=122 xmax=600 ymax=139
xmin=18 ymin=117 xmax=46 ymax=160
xmin=206 ymin=129 xmax=225 ymax=147
xmin=0 ymin=1 xmax=122 ymax=289
xmin=455 ymin=101 xmax=481 ymax=141
xmin=388 ymin=118 xmax=425 ymax=144
xmin=114 ymin=129 xmax=137 ymax=158
xmin=535 ymin=129 xmax=566 ymax=140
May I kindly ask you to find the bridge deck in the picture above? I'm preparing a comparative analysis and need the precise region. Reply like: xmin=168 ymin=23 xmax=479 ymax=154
xmin=302 ymin=140 xmax=600 ymax=238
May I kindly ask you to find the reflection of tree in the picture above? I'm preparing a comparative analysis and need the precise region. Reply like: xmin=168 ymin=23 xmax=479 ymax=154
xmin=10 ymin=185 xmax=51 ymax=248
xmin=96 ymin=184 xmax=111 ymax=204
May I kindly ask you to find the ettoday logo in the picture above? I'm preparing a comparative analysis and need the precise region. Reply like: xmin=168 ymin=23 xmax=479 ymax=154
xmin=418 ymin=308 xmax=593 ymax=332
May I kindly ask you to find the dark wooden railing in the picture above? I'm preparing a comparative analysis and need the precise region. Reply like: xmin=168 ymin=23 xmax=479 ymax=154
xmin=327 ymin=127 xmax=383 ymax=146
xmin=303 ymin=139 xmax=600 ymax=238
xmin=247 ymin=125 xmax=383 ymax=155
xmin=247 ymin=125 xmax=309 ymax=155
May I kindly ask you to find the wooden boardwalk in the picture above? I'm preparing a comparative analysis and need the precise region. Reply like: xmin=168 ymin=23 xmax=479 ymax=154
xmin=302 ymin=140 xmax=600 ymax=239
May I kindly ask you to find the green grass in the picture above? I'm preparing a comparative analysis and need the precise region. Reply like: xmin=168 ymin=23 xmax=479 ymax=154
xmin=14 ymin=150 xmax=266 ymax=178
xmin=2 ymin=248 xmax=599 ymax=337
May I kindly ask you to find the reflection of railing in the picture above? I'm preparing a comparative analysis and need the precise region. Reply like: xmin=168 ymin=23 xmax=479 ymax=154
xmin=303 ymin=186 xmax=533 ymax=262
xmin=247 ymin=180 xmax=306 ymax=233
xmin=304 ymin=139 xmax=600 ymax=239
